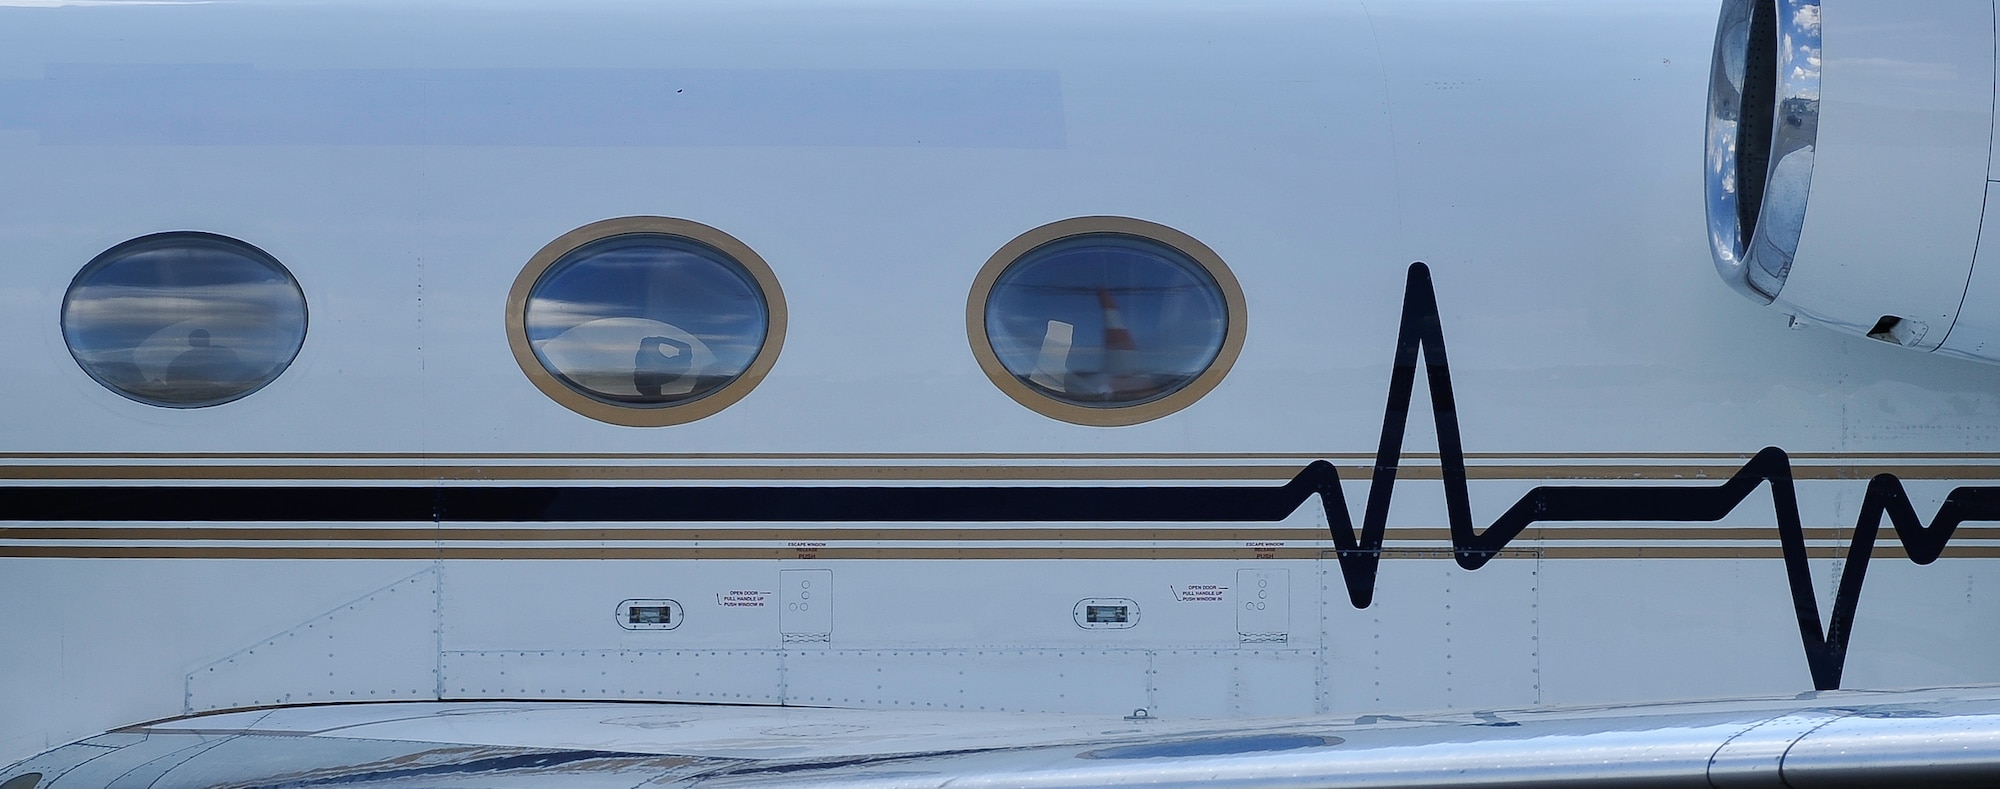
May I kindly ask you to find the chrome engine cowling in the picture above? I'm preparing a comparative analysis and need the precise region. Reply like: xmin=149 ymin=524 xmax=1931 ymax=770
xmin=1708 ymin=0 xmax=1999 ymax=358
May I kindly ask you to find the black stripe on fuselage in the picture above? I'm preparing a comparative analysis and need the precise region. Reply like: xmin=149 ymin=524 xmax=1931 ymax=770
xmin=8 ymin=264 xmax=2000 ymax=694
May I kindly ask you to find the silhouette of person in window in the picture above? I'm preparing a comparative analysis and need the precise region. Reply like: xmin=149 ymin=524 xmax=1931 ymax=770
xmin=634 ymin=335 xmax=694 ymax=399
xmin=167 ymin=328 xmax=246 ymax=394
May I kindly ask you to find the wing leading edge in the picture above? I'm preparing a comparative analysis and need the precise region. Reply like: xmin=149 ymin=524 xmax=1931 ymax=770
xmin=10 ymin=687 xmax=2000 ymax=788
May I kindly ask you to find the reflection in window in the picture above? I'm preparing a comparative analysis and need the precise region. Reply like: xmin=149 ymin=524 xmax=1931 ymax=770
xmin=62 ymin=233 xmax=308 ymax=408
xmin=524 ymin=233 xmax=769 ymax=407
xmin=985 ymin=234 xmax=1229 ymax=407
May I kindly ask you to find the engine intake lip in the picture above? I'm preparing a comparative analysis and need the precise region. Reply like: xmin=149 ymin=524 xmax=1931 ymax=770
xmin=1707 ymin=0 xmax=1821 ymax=304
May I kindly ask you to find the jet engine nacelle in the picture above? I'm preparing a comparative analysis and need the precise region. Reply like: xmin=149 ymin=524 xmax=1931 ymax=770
xmin=1708 ymin=0 xmax=2000 ymax=360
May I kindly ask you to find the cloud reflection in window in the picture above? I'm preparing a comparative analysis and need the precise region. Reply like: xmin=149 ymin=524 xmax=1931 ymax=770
xmin=523 ymin=234 xmax=769 ymax=407
xmin=985 ymin=234 xmax=1228 ymax=408
xmin=61 ymin=233 xmax=307 ymax=408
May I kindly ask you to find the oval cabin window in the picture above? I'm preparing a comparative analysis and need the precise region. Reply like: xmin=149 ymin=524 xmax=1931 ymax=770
xmin=969 ymin=217 xmax=1247 ymax=426
xmin=507 ymin=217 xmax=787 ymax=427
xmin=62 ymin=232 xmax=308 ymax=408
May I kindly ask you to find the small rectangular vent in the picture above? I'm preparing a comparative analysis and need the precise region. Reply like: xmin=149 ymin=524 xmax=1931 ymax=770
xmin=615 ymin=598 xmax=683 ymax=631
xmin=1074 ymin=598 xmax=1139 ymax=629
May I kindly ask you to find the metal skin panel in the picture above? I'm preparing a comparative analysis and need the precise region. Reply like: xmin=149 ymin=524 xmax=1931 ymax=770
xmin=5 ymin=0 xmax=2000 ymax=785
xmin=184 ymin=569 xmax=440 ymax=712
xmin=1938 ymin=182 xmax=2000 ymax=361
xmin=1334 ymin=556 xmax=1541 ymax=713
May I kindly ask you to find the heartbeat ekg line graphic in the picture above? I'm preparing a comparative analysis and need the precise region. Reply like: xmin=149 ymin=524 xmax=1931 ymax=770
xmin=1293 ymin=262 xmax=2000 ymax=691
xmin=6 ymin=263 xmax=1999 ymax=690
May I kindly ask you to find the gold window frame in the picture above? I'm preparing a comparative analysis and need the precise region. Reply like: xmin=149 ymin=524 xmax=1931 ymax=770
xmin=506 ymin=216 xmax=787 ymax=427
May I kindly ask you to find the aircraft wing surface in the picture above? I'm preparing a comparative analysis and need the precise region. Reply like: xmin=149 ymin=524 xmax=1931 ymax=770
xmin=11 ymin=688 xmax=2000 ymax=788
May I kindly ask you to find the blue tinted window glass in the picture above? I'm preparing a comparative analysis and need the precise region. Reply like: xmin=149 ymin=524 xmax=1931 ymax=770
xmin=61 ymin=233 xmax=308 ymax=408
xmin=985 ymin=234 xmax=1227 ymax=407
xmin=524 ymin=233 xmax=769 ymax=407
